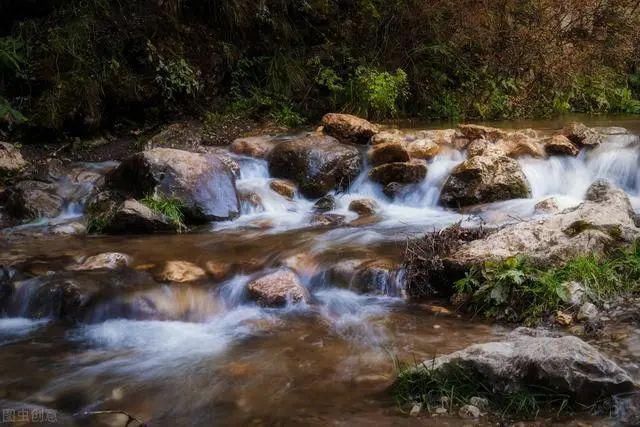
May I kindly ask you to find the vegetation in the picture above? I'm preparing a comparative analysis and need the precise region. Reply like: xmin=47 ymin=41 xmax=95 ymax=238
xmin=2 ymin=0 xmax=640 ymax=136
xmin=141 ymin=194 xmax=187 ymax=232
xmin=453 ymin=242 xmax=640 ymax=325
xmin=392 ymin=358 xmax=606 ymax=419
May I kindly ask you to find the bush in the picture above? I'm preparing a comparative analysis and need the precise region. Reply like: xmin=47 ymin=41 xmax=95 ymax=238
xmin=348 ymin=67 xmax=409 ymax=119
xmin=141 ymin=194 xmax=186 ymax=232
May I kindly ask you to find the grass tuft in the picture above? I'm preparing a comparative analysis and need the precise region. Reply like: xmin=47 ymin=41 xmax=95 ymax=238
xmin=141 ymin=194 xmax=187 ymax=232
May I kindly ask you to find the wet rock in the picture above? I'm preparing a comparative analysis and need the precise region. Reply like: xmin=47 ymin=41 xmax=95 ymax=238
xmin=230 ymin=136 xmax=278 ymax=159
xmin=409 ymin=403 xmax=422 ymax=417
xmin=352 ymin=260 xmax=398 ymax=295
xmin=5 ymin=180 xmax=64 ymax=220
xmin=457 ymin=124 xmax=508 ymax=141
xmin=144 ymin=121 xmax=204 ymax=151
xmin=321 ymin=113 xmax=379 ymax=144
xmin=268 ymin=135 xmax=361 ymax=198
xmin=369 ymin=160 xmax=427 ymax=186
xmin=439 ymin=154 xmax=530 ymax=208
xmin=577 ymin=302 xmax=599 ymax=322
xmin=95 ymin=199 xmax=178 ymax=234
xmin=561 ymin=122 xmax=603 ymax=147
xmin=534 ymin=197 xmax=560 ymax=214
xmin=348 ymin=198 xmax=378 ymax=216
xmin=417 ymin=331 xmax=636 ymax=405
xmin=450 ymin=180 xmax=639 ymax=267
xmin=0 ymin=142 xmax=27 ymax=178
xmin=458 ymin=405 xmax=481 ymax=419
xmin=204 ymin=261 xmax=233 ymax=282
xmin=247 ymin=269 xmax=308 ymax=307
xmin=367 ymin=141 xmax=410 ymax=166
xmin=371 ymin=129 xmax=405 ymax=146
xmin=311 ymin=213 xmax=345 ymax=227
xmin=239 ymin=190 xmax=264 ymax=212
xmin=269 ymin=179 xmax=296 ymax=199
xmin=416 ymin=129 xmax=458 ymax=146
xmin=156 ymin=261 xmax=207 ymax=283
xmin=69 ymin=253 xmax=132 ymax=271
xmin=469 ymin=396 xmax=489 ymax=411
xmin=27 ymin=279 xmax=84 ymax=320
xmin=405 ymin=138 xmax=440 ymax=159
xmin=544 ymin=135 xmax=579 ymax=156
xmin=51 ymin=221 xmax=87 ymax=235
xmin=383 ymin=182 xmax=404 ymax=198
xmin=106 ymin=148 xmax=240 ymax=222
xmin=313 ymin=195 xmax=336 ymax=212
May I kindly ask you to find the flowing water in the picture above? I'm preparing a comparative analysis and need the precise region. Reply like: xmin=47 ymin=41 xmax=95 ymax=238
xmin=2 ymin=118 xmax=640 ymax=426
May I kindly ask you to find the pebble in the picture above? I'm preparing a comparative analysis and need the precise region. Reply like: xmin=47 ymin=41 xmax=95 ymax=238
xmin=409 ymin=403 xmax=422 ymax=417
xmin=458 ymin=404 xmax=481 ymax=419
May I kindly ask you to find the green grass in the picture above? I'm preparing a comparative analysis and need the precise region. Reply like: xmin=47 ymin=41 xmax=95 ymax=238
xmin=141 ymin=194 xmax=187 ymax=232
xmin=393 ymin=358 xmax=582 ymax=419
xmin=454 ymin=241 xmax=640 ymax=325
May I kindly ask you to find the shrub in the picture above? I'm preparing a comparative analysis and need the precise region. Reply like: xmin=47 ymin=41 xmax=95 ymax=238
xmin=141 ymin=194 xmax=186 ymax=232
xmin=348 ymin=67 xmax=409 ymax=119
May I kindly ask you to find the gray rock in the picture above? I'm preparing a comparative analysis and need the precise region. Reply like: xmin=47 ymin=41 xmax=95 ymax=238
xmin=321 ymin=113 xmax=379 ymax=144
xmin=458 ymin=404 xmax=481 ymax=419
xmin=577 ymin=302 xmax=599 ymax=322
xmin=562 ymin=122 xmax=603 ymax=147
xmin=449 ymin=180 xmax=638 ymax=268
xmin=103 ymin=199 xmax=179 ymax=234
xmin=419 ymin=333 xmax=636 ymax=404
xmin=268 ymin=135 xmax=361 ymax=198
xmin=106 ymin=148 xmax=240 ymax=222
xmin=5 ymin=180 xmax=64 ymax=220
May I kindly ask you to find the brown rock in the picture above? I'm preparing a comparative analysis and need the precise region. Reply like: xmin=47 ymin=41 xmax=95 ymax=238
xmin=545 ymin=135 xmax=579 ymax=156
xmin=230 ymin=136 xmax=278 ymax=159
xmin=458 ymin=124 xmax=508 ymax=141
xmin=405 ymin=138 xmax=440 ymax=159
xmin=205 ymin=261 xmax=233 ymax=281
xmin=247 ymin=269 xmax=308 ymax=307
xmin=371 ymin=129 xmax=406 ymax=146
xmin=156 ymin=261 xmax=207 ymax=283
xmin=562 ymin=122 xmax=602 ymax=147
xmin=534 ymin=197 xmax=560 ymax=214
xmin=367 ymin=142 xmax=410 ymax=166
xmin=5 ymin=181 xmax=64 ymax=221
xmin=144 ymin=121 xmax=204 ymax=151
xmin=311 ymin=213 xmax=346 ymax=227
xmin=321 ymin=113 xmax=379 ymax=144
xmin=369 ymin=160 xmax=427 ymax=186
xmin=348 ymin=198 xmax=378 ymax=216
xmin=269 ymin=179 xmax=296 ymax=199
xmin=0 ymin=142 xmax=27 ymax=177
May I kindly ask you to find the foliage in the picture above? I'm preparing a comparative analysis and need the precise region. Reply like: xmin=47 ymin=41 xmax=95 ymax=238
xmin=348 ymin=67 xmax=409 ymax=119
xmin=149 ymin=43 xmax=202 ymax=102
xmin=393 ymin=358 xmax=576 ymax=418
xmin=454 ymin=242 xmax=640 ymax=324
xmin=141 ymin=194 xmax=186 ymax=232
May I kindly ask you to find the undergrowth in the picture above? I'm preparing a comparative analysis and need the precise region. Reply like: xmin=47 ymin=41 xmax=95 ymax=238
xmin=453 ymin=242 xmax=640 ymax=325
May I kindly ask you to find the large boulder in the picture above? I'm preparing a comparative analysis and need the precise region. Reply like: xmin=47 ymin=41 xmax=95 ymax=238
xmin=416 ymin=329 xmax=636 ymax=404
xmin=0 ymin=142 xmax=27 ymax=178
xmin=268 ymin=135 xmax=362 ymax=198
xmin=561 ymin=122 xmax=603 ymax=147
xmin=144 ymin=121 xmax=204 ymax=151
xmin=321 ymin=113 xmax=379 ymax=144
xmin=439 ymin=154 xmax=531 ymax=207
xmin=348 ymin=198 xmax=378 ymax=216
xmin=247 ymin=269 xmax=308 ymax=307
xmin=495 ymin=132 xmax=546 ymax=158
xmin=5 ymin=180 xmax=64 ymax=220
xmin=369 ymin=160 xmax=427 ymax=186
xmin=105 ymin=148 xmax=240 ymax=222
xmin=450 ymin=180 xmax=639 ymax=267
xmin=405 ymin=138 xmax=440 ymax=159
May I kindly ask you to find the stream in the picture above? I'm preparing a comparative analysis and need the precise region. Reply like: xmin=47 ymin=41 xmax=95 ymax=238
xmin=1 ymin=118 xmax=640 ymax=426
